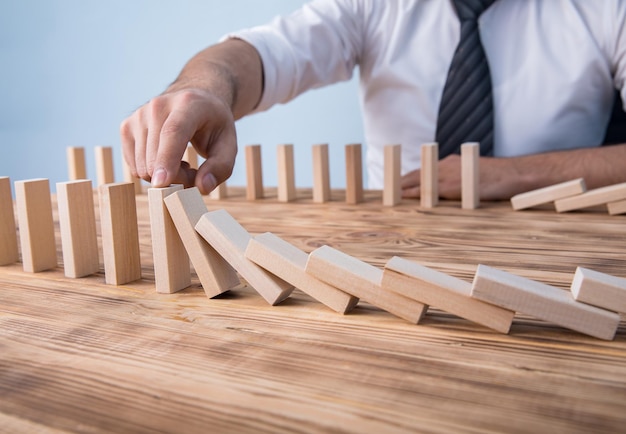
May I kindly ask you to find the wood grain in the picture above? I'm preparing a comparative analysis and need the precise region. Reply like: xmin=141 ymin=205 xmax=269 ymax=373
xmin=421 ymin=143 xmax=438 ymax=208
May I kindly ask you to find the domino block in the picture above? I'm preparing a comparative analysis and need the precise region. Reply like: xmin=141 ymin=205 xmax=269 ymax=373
xmin=461 ymin=142 xmax=480 ymax=209
xmin=66 ymin=147 xmax=87 ymax=180
xmin=15 ymin=179 xmax=57 ymax=272
xmin=163 ymin=187 xmax=239 ymax=297
xmin=56 ymin=180 xmax=99 ymax=278
xmin=277 ymin=144 xmax=296 ymax=202
xmin=95 ymin=146 xmax=115 ymax=186
xmin=554 ymin=182 xmax=626 ymax=213
xmin=570 ymin=267 xmax=626 ymax=314
xmin=99 ymin=183 xmax=141 ymax=285
xmin=382 ymin=257 xmax=514 ymax=333
xmin=608 ymin=199 xmax=626 ymax=216
xmin=471 ymin=264 xmax=620 ymax=340
xmin=511 ymin=178 xmax=586 ymax=211
xmin=245 ymin=232 xmax=359 ymax=313
xmin=122 ymin=158 xmax=143 ymax=194
xmin=420 ymin=143 xmax=438 ymax=208
xmin=195 ymin=210 xmax=294 ymax=305
xmin=305 ymin=245 xmax=427 ymax=323
xmin=312 ymin=144 xmax=331 ymax=203
xmin=345 ymin=144 xmax=364 ymax=205
xmin=183 ymin=144 xmax=199 ymax=169
xmin=245 ymin=144 xmax=264 ymax=200
xmin=209 ymin=182 xmax=228 ymax=200
xmin=383 ymin=144 xmax=401 ymax=207
xmin=0 ymin=177 xmax=19 ymax=266
xmin=148 ymin=185 xmax=191 ymax=294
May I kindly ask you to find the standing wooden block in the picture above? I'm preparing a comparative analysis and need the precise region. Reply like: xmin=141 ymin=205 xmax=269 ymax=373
xmin=305 ymin=245 xmax=428 ymax=323
xmin=312 ymin=144 xmax=331 ymax=203
xmin=420 ymin=143 xmax=438 ymax=208
xmin=57 ymin=180 xmax=99 ymax=278
xmin=383 ymin=144 xmax=401 ymax=207
xmin=461 ymin=142 xmax=480 ymax=209
xmin=382 ymin=257 xmax=514 ymax=333
xmin=99 ymin=182 xmax=141 ymax=285
xmin=471 ymin=264 xmax=620 ymax=340
xmin=607 ymin=199 xmax=626 ymax=216
xmin=554 ymin=182 xmax=626 ymax=213
xmin=95 ymin=146 xmax=115 ymax=186
xmin=182 ymin=144 xmax=199 ymax=170
xmin=245 ymin=144 xmax=264 ymax=200
xmin=209 ymin=182 xmax=228 ymax=200
xmin=277 ymin=144 xmax=296 ymax=202
xmin=66 ymin=147 xmax=87 ymax=180
xmin=148 ymin=185 xmax=191 ymax=294
xmin=511 ymin=178 xmax=586 ymax=211
xmin=570 ymin=267 xmax=626 ymax=314
xmin=14 ymin=179 xmax=57 ymax=272
xmin=163 ymin=188 xmax=239 ymax=297
xmin=195 ymin=210 xmax=294 ymax=305
xmin=0 ymin=177 xmax=19 ymax=266
xmin=245 ymin=232 xmax=359 ymax=313
xmin=345 ymin=144 xmax=364 ymax=205
xmin=122 ymin=158 xmax=143 ymax=194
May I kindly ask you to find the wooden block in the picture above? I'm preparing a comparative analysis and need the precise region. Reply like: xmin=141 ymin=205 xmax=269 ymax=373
xmin=471 ymin=264 xmax=620 ymax=340
xmin=554 ymin=182 xmax=626 ymax=213
xmin=0 ymin=177 xmax=19 ymax=266
xmin=461 ymin=142 xmax=480 ymax=209
xmin=305 ymin=245 xmax=427 ymax=323
xmin=182 ymin=144 xmax=199 ymax=169
xmin=245 ymin=232 xmax=359 ymax=313
xmin=99 ymin=182 xmax=141 ymax=285
xmin=209 ymin=182 xmax=228 ymax=200
xmin=66 ymin=147 xmax=87 ymax=180
xmin=570 ymin=267 xmax=626 ymax=314
xmin=511 ymin=178 xmax=586 ymax=211
xmin=383 ymin=144 xmax=401 ymax=207
xmin=420 ymin=143 xmax=438 ymax=208
xmin=382 ymin=257 xmax=514 ymax=333
xmin=14 ymin=179 xmax=57 ymax=272
xmin=148 ymin=185 xmax=191 ymax=294
xmin=56 ymin=180 xmax=99 ymax=278
xmin=163 ymin=188 xmax=239 ymax=297
xmin=277 ymin=144 xmax=296 ymax=202
xmin=245 ymin=144 xmax=264 ymax=200
xmin=607 ymin=199 xmax=626 ymax=216
xmin=345 ymin=144 xmax=364 ymax=205
xmin=95 ymin=146 xmax=115 ymax=186
xmin=195 ymin=210 xmax=294 ymax=305
xmin=312 ymin=144 xmax=331 ymax=203
xmin=122 ymin=158 xmax=143 ymax=194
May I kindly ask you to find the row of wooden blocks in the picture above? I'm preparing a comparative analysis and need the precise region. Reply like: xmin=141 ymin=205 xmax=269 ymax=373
xmin=2 ymin=176 xmax=624 ymax=340
xmin=66 ymin=142 xmax=481 ymax=208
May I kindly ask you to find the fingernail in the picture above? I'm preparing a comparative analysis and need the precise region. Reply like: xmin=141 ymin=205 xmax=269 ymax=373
xmin=152 ymin=167 xmax=167 ymax=187
xmin=202 ymin=172 xmax=217 ymax=192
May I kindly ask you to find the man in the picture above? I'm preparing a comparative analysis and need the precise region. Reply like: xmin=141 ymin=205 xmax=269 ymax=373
xmin=120 ymin=0 xmax=626 ymax=199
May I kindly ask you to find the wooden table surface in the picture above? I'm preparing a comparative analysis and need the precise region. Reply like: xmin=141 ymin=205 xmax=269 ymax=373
xmin=1 ymin=187 xmax=625 ymax=433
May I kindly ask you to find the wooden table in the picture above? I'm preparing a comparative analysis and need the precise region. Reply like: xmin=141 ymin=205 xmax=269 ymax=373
xmin=2 ymin=188 xmax=625 ymax=433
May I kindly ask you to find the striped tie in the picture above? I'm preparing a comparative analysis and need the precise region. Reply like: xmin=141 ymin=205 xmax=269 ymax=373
xmin=436 ymin=0 xmax=496 ymax=158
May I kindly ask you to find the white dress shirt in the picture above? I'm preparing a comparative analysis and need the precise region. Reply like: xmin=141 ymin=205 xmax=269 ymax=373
xmin=229 ymin=0 xmax=626 ymax=188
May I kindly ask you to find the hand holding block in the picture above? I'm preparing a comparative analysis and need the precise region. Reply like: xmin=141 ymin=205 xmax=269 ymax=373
xmin=511 ymin=178 xmax=586 ymax=210
xmin=554 ymin=182 xmax=626 ymax=212
xmin=382 ymin=257 xmax=514 ymax=333
xmin=163 ymin=187 xmax=239 ymax=297
xmin=305 ymin=245 xmax=427 ymax=323
xmin=570 ymin=267 xmax=626 ymax=314
xmin=420 ymin=143 xmax=438 ymax=208
xmin=0 ymin=177 xmax=19 ymax=266
xmin=471 ymin=265 xmax=620 ymax=340
xmin=195 ymin=210 xmax=294 ymax=305
xmin=245 ymin=232 xmax=359 ymax=313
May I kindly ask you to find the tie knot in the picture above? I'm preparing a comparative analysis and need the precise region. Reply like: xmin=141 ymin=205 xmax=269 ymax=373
xmin=453 ymin=0 xmax=495 ymax=21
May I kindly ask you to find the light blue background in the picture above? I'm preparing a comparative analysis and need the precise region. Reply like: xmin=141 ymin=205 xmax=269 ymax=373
xmin=0 ymin=0 xmax=364 ymax=193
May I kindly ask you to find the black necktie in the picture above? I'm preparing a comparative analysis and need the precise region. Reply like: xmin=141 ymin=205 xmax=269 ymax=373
xmin=435 ymin=0 xmax=495 ymax=158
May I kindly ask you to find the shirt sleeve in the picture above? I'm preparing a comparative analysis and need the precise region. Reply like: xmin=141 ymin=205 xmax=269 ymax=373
xmin=222 ymin=0 xmax=367 ymax=113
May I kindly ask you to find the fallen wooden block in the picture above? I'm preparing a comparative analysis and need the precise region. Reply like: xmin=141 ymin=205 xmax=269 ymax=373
xmin=0 ymin=177 xmax=19 ymax=266
xmin=195 ymin=209 xmax=294 ymax=305
xmin=148 ymin=185 xmax=191 ymax=294
xmin=246 ymin=232 xmax=359 ymax=313
xmin=345 ymin=144 xmax=364 ymax=205
xmin=511 ymin=178 xmax=586 ymax=211
xmin=95 ymin=146 xmax=115 ymax=186
xmin=471 ymin=264 xmax=620 ymax=340
xmin=420 ymin=143 xmax=438 ymax=208
xmin=312 ymin=144 xmax=331 ymax=203
xmin=383 ymin=144 xmax=401 ymax=207
xmin=66 ymin=147 xmax=87 ymax=180
xmin=277 ymin=144 xmax=296 ymax=202
xmin=607 ymin=199 xmax=626 ymax=216
xmin=15 ymin=178 xmax=57 ymax=272
xmin=163 ymin=187 xmax=239 ymax=298
xmin=554 ymin=182 xmax=626 ymax=213
xmin=245 ymin=144 xmax=264 ymax=200
xmin=305 ymin=245 xmax=427 ymax=323
xmin=461 ymin=142 xmax=480 ymax=209
xmin=382 ymin=257 xmax=514 ymax=333
xmin=570 ymin=267 xmax=626 ymax=314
